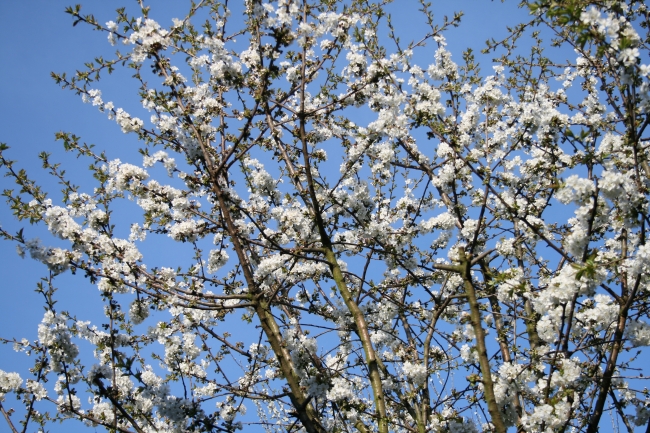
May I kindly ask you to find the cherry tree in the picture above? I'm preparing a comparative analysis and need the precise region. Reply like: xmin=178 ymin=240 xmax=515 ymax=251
xmin=1 ymin=0 xmax=650 ymax=432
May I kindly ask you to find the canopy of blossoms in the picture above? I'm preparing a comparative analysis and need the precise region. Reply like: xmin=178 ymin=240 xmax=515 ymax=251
xmin=1 ymin=1 xmax=650 ymax=433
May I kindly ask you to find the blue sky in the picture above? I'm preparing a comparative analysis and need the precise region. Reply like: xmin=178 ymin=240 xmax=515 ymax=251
xmin=0 ymin=1 xmax=542 ymax=431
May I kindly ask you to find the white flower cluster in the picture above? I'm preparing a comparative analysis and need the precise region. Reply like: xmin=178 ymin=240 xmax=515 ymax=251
xmin=129 ymin=299 xmax=150 ymax=324
xmin=38 ymin=311 xmax=79 ymax=373
xmin=521 ymin=401 xmax=572 ymax=433
xmin=169 ymin=219 xmax=205 ymax=242
xmin=115 ymin=108 xmax=144 ymax=133
xmin=326 ymin=376 xmax=357 ymax=402
xmin=246 ymin=158 xmax=280 ymax=199
xmin=106 ymin=159 xmax=149 ymax=193
xmin=191 ymin=35 xmax=242 ymax=82
xmin=143 ymin=150 xmax=176 ymax=176
xmin=207 ymin=248 xmax=229 ymax=274
xmin=555 ymin=175 xmax=595 ymax=205
xmin=581 ymin=7 xmax=641 ymax=66
xmin=126 ymin=18 xmax=171 ymax=63
xmin=26 ymin=380 xmax=47 ymax=401
xmin=0 ymin=369 xmax=22 ymax=401
xmin=82 ymin=88 xmax=103 ymax=106
xmin=106 ymin=20 xmax=118 ymax=45
xmin=16 ymin=237 xmax=75 ymax=274
xmin=401 ymin=361 xmax=427 ymax=387
xmin=427 ymin=37 xmax=458 ymax=80
xmin=626 ymin=320 xmax=650 ymax=347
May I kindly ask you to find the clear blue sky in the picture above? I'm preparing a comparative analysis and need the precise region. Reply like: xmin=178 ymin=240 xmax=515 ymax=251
xmin=0 ymin=1 xmax=536 ymax=431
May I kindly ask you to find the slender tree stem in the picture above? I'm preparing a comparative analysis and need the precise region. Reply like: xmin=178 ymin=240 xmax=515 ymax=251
xmin=459 ymin=247 xmax=506 ymax=433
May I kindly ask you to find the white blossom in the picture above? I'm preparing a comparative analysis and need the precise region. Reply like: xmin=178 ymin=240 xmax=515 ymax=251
xmin=0 ymin=370 xmax=22 ymax=401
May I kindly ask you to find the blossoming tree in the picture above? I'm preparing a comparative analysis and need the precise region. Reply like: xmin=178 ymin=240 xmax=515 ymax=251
xmin=1 ymin=0 xmax=650 ymax=432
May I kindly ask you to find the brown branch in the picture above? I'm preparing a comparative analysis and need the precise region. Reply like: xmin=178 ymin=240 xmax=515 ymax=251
xmin=458 ymin=247 xmax=506 ymax=433
xmin=0 ymin=402 xmax=19 ymax=433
